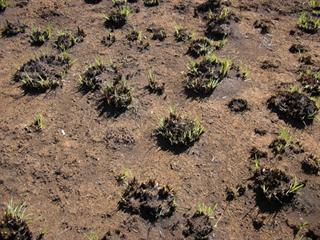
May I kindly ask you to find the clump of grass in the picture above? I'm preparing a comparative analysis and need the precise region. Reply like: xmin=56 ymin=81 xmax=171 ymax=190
xmin=32 ymin=113 xmax=46 ymax=131
xmin=0 ymin=200 xmax=33 ymax=240
xmin=297 ymin=12 xmax=320 ymax=34
xmin=101 ymin=31 xmax=116 ymax=47
xmin=0 ymin=0 xmax=8 ymax=12
xmin=79 ymin=59 xmax=108 ymax=91
xmin=127 ymin=29 xmax=142 ymax=41
xmin=269 ymin=128 xmax=293 ymax=155
xmin=196 ymin=203 xmax=217 ymax=217
xmin=30 ymin=26 xmax=52 ymax=46
xmin=238 ymin=65 xmax=251 ymax=79
xmin=14 ymin=53 xmax=72 ymax=93
xmin=115 ymin=168 xmax=132 ymax=184
xmin=187 ymin=38 xmax=212 ymax=57
xmin=55 ymin=28 xmax=86 ymax=52
xmin=174 ymin=25 xmax=193 ymax=42
xmin=146 ymin=71 xmax=165 ymax=95
xmin=299 ymin=68 xmax=320 ymax=96
xmin=102 ymin=76 xmax=132 ymax=109
xmin=185 ymin=54 xmax=232 ymax=96
xmin=112 ymin=0 xmax=127 ymax=6
xmin=156 ymin=109 xmax=205 ymax=147
xmin=143 ymin=0 xmax=159 ymax=7
xmin=85 ymin=232 xmax=98 ymax=240
xmin=2 ymin=20 xmax=27 ymax=37
xmin=105 ymin=5 xmax=131 ymax=29
xmin=310 ymin=0 xmax=320 ymax=15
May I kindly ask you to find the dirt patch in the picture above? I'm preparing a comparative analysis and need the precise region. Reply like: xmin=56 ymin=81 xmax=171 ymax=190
xmin=118 ymin=179 xmax=176 ymax=223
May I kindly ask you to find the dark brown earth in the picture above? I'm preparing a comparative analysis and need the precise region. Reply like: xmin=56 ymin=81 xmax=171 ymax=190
xmin=0 ymin=0 xmax=320 ymax=239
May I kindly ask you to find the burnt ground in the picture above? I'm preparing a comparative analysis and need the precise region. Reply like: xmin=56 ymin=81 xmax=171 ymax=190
xmin=0 ymin=0 xmax=320 ymax=239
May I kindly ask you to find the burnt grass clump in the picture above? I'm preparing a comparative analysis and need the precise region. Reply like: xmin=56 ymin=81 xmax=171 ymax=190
xmin=30 ymin=28 xmax=50 ymax=46
xmin=118 ymin=178 xmax=176 ymax=223
xmin=0 ymin=202 xmax=44 ymax=240
xmin=267 ymin=91 xmax=318 ymax=127
xmin=101 ymin=229 xmax=126 ymax=240
xmin=0 ymin=215 xmax=33 ymax=240
xmin=227 ymin=98 xmax=249 ymax=112
xmin=301 ymin=154 xmax=320 ymax=175
xmin=104 ymin=6 xmax=131 ymax=29
xmin=183 ymin=212 xmax=213 ymax=240
xmin=205 ymin=8 xmax=236 ymax=41
xmin=185 ymin=54 xmax=231 ymax=97
xmin=13 ymin=54 xmax=72 ymax=93
xmin=156 ymin=111 xmax=204 ymax=151
xmin=79 ymin=61 xmax=113 ymax=92
xmin=84 ymin=0 xmax=102 ymax=4
xmin=226 ymin=184 xmax=246 ymax=201
xmin=101 ymin=32 xmax=116 ymax=47
xmin=102 ymin=76 xmax=132 ymax=110
xmin=174 ymin=27 xmax=192 ymax=42
xmin=2 ymin=20 xmax=27 ymax=37
xmin=195 ymin=0 xmax=222 ymax=15
xmin=143 ymin=0 xmax=159 ymax=7
xmin=251 ymin=168 xmax=305 ymax=212
xmin=55 ymin=28 xmax=85 ymax=52
xmin=188 ymin=38 xmax=212 ymax=58
xmin=150 ymin=27 xmax=166 ymax=41
xmin=299 ymin=68 xmax=320 ymax=96
xmin=253 ymin=19 xmax=273 ymax=34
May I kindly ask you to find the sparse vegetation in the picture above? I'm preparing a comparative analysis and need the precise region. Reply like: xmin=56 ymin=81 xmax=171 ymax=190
xmin=102 ymin=76 xmax=132 ymax=109
xmin=143 ymin=0 xmax=159 ymax=7
xmin=105 ymin=5 xmax=131 ymax=29
xmin=32 ymin=113 xmax=46 ymax=131
xmin=118 ymin=178 xmax=176 ymax=222
xmin=0 ymin=0 xmax=8 ymax=12
xmin=174 ymin=25 xmax=193 ymax=42
xmin=185 ymin=54 xmax=232 ymax=96
xmin=156 ymin=109 xmax=204 ymax=148
xmin=79 ymin=59 xmax=108 ymax=91
xmin=146 ymin=70 xmax=165 ymax=95
xmin=14 ymin=53 xmax=72 ymax=93
xmin=298 ymin=12 xmax=320 ymax=33
xmin=0 ymin=200 xmax=38 ymax=240
xmin=126 ymin=29 xmax=142 ymax=41
xmin=55 ymin=28 xmax=85 ymax=52
xmin=30 ymin=26 xmax=51 ymax=46
xmin=2 ymin=20 xmax=27 ymax=37
xmin=101 ymin=31 xmax=116 ymax=47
